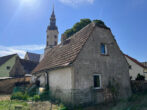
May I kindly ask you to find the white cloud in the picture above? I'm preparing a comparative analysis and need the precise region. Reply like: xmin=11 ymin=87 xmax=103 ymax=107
xmin=58 ymin=0 xmax=94 ymax=6
xmin=0 ymin=44 xmax=45 ymax=58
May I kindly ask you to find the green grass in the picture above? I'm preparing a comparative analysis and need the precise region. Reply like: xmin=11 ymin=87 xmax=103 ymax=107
xmin=0 ymin=100 xmax=29 ymax=110
xmin=1 ymin=91 xmax=147 ymax=110
xmin=111 ymin=91 xmax=147 ymax=110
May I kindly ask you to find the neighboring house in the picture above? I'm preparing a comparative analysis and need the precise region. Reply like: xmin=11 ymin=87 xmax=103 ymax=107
xmin=142 ymin=62 xmax=147 ymax=76
xmin=0 ymin=54 xmax=18 ymax=77
xmin=32 ymin=22 xmax=131 ymax=106
xmin=124 ymin=54 xmax=147 ymax=80
xmin=142 ymin=62 xmax=147 ymax=67
xmin=24 ymin=52 xmax=41 ymax=62
xmin=10 ymin=57 xmax=38 ymax=77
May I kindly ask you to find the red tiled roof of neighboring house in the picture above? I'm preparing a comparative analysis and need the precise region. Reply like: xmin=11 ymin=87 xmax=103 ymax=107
xmin=32 ymin=22 xmax=109 ymax=74
xmin=124 ymin=54 xmax=146 ymax=68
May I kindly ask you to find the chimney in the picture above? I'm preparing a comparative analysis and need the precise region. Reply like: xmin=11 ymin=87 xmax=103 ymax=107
xmin=61 ymin=34 xmax=67 ymax=45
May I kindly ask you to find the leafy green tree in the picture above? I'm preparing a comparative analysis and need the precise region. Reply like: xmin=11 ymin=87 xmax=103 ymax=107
xmin=63 ymin=19 xmax=92 ymax=39
xmin=62 ymin=19 xmax=108 ymax=41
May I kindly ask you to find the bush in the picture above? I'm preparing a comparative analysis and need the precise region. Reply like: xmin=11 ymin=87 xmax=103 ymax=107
xmin=58 ymin=104 xmax=67 ymax=110
xmin=27 ymin=85 xmax=39 ymax=97
xmin=11 ymin=92 xmax=29 ymax=101
xmin=136 ymin=74 xmax=145 ymax=81
xmin=33 ymin=95 xmax=40 ymax=101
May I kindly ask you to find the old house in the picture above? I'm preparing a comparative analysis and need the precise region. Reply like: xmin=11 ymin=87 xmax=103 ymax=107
xmin=24 ymin=52 xmax=41 ymax=62
xmin=32 ymin=21 xmax=131 ymax=106
xmin=125 ymin=54 xmax=147 ymax=80
xmin=10 ymin=57 xmax=38 ymax=77
xmin=0 ymin=54 xmax=18 ymax=77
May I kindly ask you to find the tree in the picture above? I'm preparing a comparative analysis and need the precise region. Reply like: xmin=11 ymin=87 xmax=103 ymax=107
xmin=63 ymin=19 xmax=92 ymax=40
xmin=62 ymin=19 xmax=108 ymax=41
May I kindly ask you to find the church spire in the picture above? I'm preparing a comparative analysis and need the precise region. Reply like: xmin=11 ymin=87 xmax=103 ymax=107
xmin=48 ymin=5 xmax=57 ymax=30
xmin=45 ymin=5 xmax=59 ymax=55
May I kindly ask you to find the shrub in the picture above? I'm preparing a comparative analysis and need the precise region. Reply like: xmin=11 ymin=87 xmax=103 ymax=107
xmin=27 ymin=85 xmax=39 ymax=97
xmin=136 ymin=74 xmax=145 ymax=81
xmin=58 ymin=104 xmax=67 ymax=110
xmin=11 ymin=92 xmax=29 ymax=101
xmin=33 ymin=95 xmax=40 ymax=101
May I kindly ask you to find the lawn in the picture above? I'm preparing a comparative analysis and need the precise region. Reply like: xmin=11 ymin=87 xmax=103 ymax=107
xmin=0 ymin=91 xmax=147 ymax=110
xmin=0 ymin=100 xmax=29 ymax=110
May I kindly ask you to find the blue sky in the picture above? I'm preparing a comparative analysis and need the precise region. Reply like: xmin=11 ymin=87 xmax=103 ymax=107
xmin=0 ymin=0 xmax=147 ymax=62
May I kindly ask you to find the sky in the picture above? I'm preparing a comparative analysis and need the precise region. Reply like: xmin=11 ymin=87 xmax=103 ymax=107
xmin=0 ymin=0 xmax=147 ymax=62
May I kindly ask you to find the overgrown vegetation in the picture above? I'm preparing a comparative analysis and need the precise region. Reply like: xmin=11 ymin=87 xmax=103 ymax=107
xmin=62 ymin=19 xmax=108 ymax=40
xmin=0 ymin=100 xmax=29 ymax=110
xmin=11 ymin=92 xmax=29 ymax=101
xmin=11 ymin=84 xmax=50 ymax=102
xmin=135 ymin=73 xmax=145 ymax=81
xmin=107 ymin=79 xmax=120 ymax=104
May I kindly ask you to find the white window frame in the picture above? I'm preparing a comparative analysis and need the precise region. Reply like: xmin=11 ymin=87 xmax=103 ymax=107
xmin=93 ymin=74 xmax=102 ymax=89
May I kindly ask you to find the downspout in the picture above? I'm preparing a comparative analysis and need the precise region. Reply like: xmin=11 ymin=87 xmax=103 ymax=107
xmin=45 ymin=71 xmax=49 ymax=88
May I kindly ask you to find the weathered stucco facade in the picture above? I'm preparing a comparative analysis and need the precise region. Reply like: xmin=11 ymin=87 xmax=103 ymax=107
xmin=72 ymin=26 xmax=131 ymax=105
xmin=32 ymin=23 xmax=132 ymax=107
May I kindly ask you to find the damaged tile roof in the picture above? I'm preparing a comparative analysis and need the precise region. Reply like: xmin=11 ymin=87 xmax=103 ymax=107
xmin=32 ymin=22 xmax=109 ymax=74
xmin=0 ymin=54 xmax=17 ymax=66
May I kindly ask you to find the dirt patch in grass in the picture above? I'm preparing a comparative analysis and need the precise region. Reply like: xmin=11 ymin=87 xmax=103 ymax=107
xmin=0 ymin=95 xmax=10 ymax=101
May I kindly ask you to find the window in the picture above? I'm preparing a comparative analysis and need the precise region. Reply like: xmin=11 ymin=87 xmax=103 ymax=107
xmin=101 ymin=43 xmax=107 ymax=55
xmin=93 ymin=74 xmax=101 ymax=89
xmin=55 ymin=35 xmax=57 ymax=39
xmin=129 ymin=65 xmax=132 ymax=69
xmin=54 ymin=41 xmax=57 ymax=45
xmin=47 ymin=35 xmax=49 ymax=38
xmin=47 ymin=41 xmax=48 ymax=46
xmin=6 ymin=66 xmax=10 ymax=70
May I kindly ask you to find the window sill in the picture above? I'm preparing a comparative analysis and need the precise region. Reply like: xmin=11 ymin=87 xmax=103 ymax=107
xmin=100 ymin=54 xmax=109 ymax=56
xmin=93 ymin=88 xmax=104 ymax=92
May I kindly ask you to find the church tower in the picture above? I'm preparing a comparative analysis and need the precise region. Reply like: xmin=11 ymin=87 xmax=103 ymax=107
xmin=45 ymin=7 xmax=58 ymax=55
